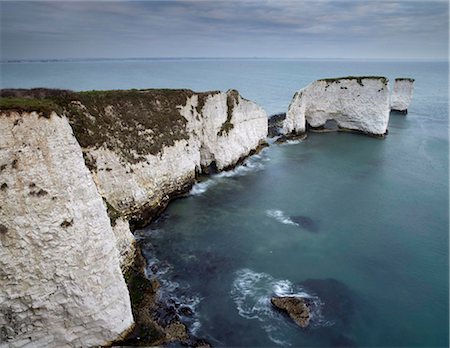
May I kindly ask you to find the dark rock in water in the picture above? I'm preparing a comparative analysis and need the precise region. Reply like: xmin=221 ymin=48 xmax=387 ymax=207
xmin=268 ymin=113 xmax=286 ymax=137
xmin=391 ymin=109 xmax=408 ymax=115
xmin=274 ymin=132 xmax=307 ymax=144
xmin=298 ymin=278 xmax=358 ymax=347
xmin=300 ymin=278 xmax=355 ymax=328
xmin=179 ymin=306 xmax=194 ymax=317
xmin=271 ymin=296 xmax=310 ymax=328
xmin=291 ymin=215 xmax=319 ymax=233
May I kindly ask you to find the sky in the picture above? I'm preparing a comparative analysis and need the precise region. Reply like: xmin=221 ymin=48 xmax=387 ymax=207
xmin=0 ymin=0 xmax=448 ymax=60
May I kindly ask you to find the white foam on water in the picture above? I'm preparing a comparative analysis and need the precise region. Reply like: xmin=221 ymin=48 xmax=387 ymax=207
xmin=285 ymin=138 xmax=306 ymax=145
xmin=230 ymin=268 xmax=326 ymax=346
xmin=190 ymin=180 xmax=216 ymax=195
xmin=266 ymin=209 xmax=298 ymax=226
xmin=189 ymin=151 xmax=268 ymax=196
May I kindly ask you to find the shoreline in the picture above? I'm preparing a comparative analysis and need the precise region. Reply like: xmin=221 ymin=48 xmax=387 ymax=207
xmin=115 ymin=141 xmax=269 ymax=347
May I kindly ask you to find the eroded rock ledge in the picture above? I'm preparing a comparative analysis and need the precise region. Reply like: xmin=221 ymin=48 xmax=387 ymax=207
xmin=0 ymin=88 xmax=267 ymax=347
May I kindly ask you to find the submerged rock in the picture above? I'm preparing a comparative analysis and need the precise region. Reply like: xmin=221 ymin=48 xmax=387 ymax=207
xmin=271 ymin=296 xmax=310 ymax=328
xmin=291 ymin=215 xmax=319 ymax=233
xmin=299 ymin=278 xmax=355 ymax=328
xmin=274 ymin=132 xmax=308 ymax=144
xmin=298 ymin=278 xmax=358 ymax=347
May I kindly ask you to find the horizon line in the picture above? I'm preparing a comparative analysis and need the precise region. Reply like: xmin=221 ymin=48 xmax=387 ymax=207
xmin=2 ymin=57 xmax=448 ymax=63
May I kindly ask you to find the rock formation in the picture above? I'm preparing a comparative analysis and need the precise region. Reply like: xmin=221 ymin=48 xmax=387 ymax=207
xmin=271 ymin=296 xmax=310 ymax=328
xmin=0 ymin=88 xmax=267 ymax=347
xmin=282 ymin=76 xmax=391 ymax=137
xmin=390 ymin=78 xmax=415 ymax=113
xmin=268 ymin=113 xmax=286 ymax=137
xmin=0 ymin=112 xmax=134 ymax=347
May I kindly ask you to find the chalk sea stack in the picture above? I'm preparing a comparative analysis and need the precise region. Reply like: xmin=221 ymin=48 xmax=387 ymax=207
xmin=282 ymin=76 xmax=391 ymax=137
xmin=390 ymin=78 xmax=415 ymax=113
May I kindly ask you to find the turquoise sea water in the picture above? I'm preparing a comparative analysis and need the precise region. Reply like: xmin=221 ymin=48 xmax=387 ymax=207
xmin=2 ymin=59 xmax=448 ymax=347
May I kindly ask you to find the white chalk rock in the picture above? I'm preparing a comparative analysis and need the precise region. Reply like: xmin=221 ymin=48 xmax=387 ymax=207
xmin=83 ymin=89 xmax=267 ymax=219
xmin=283 ymin=77 xmax=391 ymax=136
xmin=112 ymin=217 xmax=136 ymax=273
xmin=0 ymin=112 xmax=133 ymax=348
xmin=391 ymin=78 xmax=415 ymax=113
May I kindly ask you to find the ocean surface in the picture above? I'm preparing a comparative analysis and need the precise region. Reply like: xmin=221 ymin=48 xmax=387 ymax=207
xmin=2 ymin=59 xmax=448 ymax=347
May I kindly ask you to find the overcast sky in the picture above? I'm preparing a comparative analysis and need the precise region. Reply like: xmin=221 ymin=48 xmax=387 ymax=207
xmin=1 ymin=0 xmax=448 ymax=60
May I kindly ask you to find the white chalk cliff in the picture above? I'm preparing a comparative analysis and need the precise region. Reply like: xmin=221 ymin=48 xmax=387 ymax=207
xmin=0 ymin=112 xmax=133 ymax=347
xmin=0 ymin=88 xmax=267 ymax=347
xmin=80 ymin=89 xmax=267 ymax=227
xmin=282 ymin=77 xmax=391 ymax=136
xmin=390 ymin=78 xmax=414 ymax=113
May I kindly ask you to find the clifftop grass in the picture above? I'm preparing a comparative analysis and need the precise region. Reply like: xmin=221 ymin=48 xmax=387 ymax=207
xmin=395 ymin=78 xmax=415 ymax=82
xmin=318 ymin=76 xmax=389 ymax=87
xmin=0 ymin=97 xmax=62 ymax=118
xmin=0 ymin=88 xmax=221 ymax=163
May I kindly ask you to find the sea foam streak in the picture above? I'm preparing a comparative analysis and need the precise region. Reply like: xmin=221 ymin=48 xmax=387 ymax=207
xmin=266 ymin=209 xmax=298 ymax=226
xmin=230 ymin=268 xmax=325 ymax=346
xmin=189 ymin=150 xmax=269 ymax=196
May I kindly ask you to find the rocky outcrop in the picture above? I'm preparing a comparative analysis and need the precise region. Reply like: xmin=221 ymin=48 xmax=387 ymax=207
xmin=268 ymin=113 xmax=286 ymax=137
xmin=390 ymin=78 xmax=414 ymax=113
xmin=0 ymin=111 xmax=133 ymax=347
xmin=271 ymin=296 xmax=310 ymax=328
xmin=0 ymin=88 xmax=267 ymax=347
xmin=282 ymin=76 xmax=391 ymax=137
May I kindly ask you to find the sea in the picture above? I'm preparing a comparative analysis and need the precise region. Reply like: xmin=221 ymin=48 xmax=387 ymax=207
xmin=1 ymin=58 xmax=448 ymax=347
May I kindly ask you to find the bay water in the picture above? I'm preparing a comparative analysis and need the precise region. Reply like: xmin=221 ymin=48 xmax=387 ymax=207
xmin=2 ymin=59 xmax=448 ymax=347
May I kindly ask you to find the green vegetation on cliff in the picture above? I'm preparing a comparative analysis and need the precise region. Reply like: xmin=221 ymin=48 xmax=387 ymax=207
xmin=0 ymin=88 xmax=222 ymax=163
xmin=318 ymin=76 xmax=389 ymax=87
xmin=395 ymin=77 xmax=415 ymax=82
xmin=0 ymin=97 xmax=62 ymax=117
xmin=217 ymin=89 xmax=238 ymax=136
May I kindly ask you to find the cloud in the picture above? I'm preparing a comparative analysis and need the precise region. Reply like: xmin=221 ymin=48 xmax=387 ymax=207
xmin=0 ymin=0 xmax=448 ymax=59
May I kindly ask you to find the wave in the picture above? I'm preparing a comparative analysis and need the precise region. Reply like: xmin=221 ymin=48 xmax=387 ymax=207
xmin=231 ymin=268 xmax=326 ymax=346
xmin=266 ymin=209 xmax=298 ymax=226
xmin=190 ymin=150 xmax=268 ymax=196
xmin=285 ymin=139 xmax=305 ymax=145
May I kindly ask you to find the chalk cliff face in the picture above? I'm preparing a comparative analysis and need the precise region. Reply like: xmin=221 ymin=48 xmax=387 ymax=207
xmin=72 ymin=89 xmax=267 ymax=228
xmin=0 ymin=112 xmax=133 ymax=347
xmin=282 ymin=77 xmax=391 ymax=136
xmin=0 ymin=88 xmax=267 ymax=347
xmin=390 ymin=78 xmax=414 ymax=113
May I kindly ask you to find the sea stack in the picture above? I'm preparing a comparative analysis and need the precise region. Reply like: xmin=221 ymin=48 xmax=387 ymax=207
xmin=282 ymin=76 xmax=391 ymax=137
xmin=390 ymin=78 xmax=415 ymax=114
xmin=0 ymin=88 xmax=268 ymax=347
